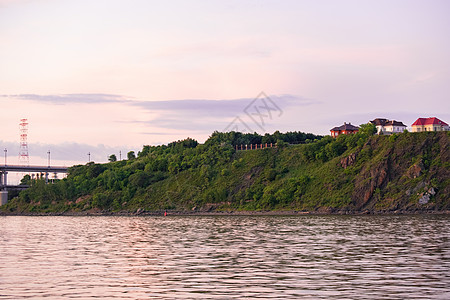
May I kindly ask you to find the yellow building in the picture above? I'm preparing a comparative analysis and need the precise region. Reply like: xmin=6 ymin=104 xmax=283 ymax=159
xmin=411 ymin=117 xmax=449 ymax=132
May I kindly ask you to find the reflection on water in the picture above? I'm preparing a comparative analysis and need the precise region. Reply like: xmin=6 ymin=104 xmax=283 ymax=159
xmin=0 ymin=215 xmax=449 ymax=299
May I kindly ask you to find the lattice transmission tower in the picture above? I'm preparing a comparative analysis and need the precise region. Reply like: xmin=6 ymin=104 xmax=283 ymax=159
xmin=19 ymin=118 xmax=29 ymax=166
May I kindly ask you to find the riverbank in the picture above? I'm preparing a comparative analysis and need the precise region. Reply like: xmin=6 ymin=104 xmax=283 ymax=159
xmin=2 ymin=208 xmax=449 ymax=217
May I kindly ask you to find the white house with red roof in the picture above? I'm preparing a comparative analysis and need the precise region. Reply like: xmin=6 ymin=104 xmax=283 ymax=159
xmin=411 ymin=117 xmax=449 ymax=132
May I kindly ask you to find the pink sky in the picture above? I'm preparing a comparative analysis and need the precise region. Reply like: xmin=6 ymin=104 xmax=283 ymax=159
xmin=1 ymin=0 xmax=449 ymax=175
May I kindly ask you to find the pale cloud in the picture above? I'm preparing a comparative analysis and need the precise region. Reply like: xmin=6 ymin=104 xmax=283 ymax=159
xmin=2 ymin=93 xmax=316 ymax=119
xmin=1 ymin=93 xmax=130 ymax=104
xmin=410 ymin=72 xmax=437 ymax=85
xmin=0 ymin=93 xmax=317 ymax=146
xmin=129 ymin=94 xmax=316 ymax=116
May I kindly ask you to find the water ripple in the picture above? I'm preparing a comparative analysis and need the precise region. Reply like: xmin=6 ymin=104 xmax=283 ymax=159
xmin=0 ymin=215 xmax=449 ymax=299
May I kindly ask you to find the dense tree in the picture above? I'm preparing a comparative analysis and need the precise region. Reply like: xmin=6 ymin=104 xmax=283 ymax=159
xmin=127 ymin=151 xmax=136 ymax=160
xmin=359 ymin=123 xmax=377 ymax=136
xmin=20 ymin=174 xmax=31 ymax=186
xmin=108 ymin=154 xmax=117 ymax=162
xmin=206 ymin=130 xmax=322 ymax=147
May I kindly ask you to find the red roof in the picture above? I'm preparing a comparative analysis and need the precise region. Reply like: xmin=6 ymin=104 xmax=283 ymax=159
xmin=412 ymin=117 xmax=448 ymax=127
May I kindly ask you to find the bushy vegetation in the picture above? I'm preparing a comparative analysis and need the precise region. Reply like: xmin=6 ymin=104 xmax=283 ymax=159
xmin=2 ymin=130 xmax=449 ymax=214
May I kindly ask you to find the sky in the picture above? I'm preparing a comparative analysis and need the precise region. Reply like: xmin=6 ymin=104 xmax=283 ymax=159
xmin=1 ymin=0 xmax=450 ymax=174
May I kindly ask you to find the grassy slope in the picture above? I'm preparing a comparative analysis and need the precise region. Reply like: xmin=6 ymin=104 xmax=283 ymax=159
xmin=2 ymin=131 xmax=449 ymax=214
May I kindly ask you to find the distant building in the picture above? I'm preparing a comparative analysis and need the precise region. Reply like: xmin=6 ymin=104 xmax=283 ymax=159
xmin=330 ymin=122 xmax=359 ymax=137
xmin=370 ymin=118 xmax=407 ymax=134
xmin=411 ymin=117 xmax=449 ymax=132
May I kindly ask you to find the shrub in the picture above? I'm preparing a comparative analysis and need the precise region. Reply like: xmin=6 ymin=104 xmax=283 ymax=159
xmin=265 ymin=169 xmax=277 ymax=181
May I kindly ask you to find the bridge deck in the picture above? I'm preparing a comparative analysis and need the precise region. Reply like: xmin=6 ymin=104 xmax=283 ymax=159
xmin=0 ymin=165 xmax=68 ymax=173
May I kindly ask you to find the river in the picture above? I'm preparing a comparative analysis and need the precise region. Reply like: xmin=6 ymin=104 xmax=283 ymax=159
xmin=0 ymin=215 xmax=449 ymax=299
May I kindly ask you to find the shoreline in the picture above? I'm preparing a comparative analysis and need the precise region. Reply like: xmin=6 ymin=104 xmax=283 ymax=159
xmin=1 ymin=209 xmax=449 ymax=217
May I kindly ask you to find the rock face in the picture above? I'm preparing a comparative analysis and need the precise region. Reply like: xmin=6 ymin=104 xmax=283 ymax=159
xmin=428 ymin=187 xmax=436 ymax=195
xmin=352 ymin=158 xmax=390 ymax=209
xmin=418 ymin=194 xmax=430 ymax=204
xmin=418 ymin=187 xmax=437 ymax=205
xmin=350 ymin=132 xmax=449 ymax=212
xmin=406 ymin=181 xmax=426 ymax=196
xmin=340 ymin=153 xmax=357 ymax=169
xmin=406 ymin=161 xmax=425 ymax=179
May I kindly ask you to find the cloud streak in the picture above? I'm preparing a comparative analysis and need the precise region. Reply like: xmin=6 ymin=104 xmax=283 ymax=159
xmin=1 ymin=92 xmax=325 ymax=151
xmin=3 ymin=93 xmax=318 ymax=115
xmin=130 ymin=94 xmax=318 ymax=117
xmin=127 ymin=94 xmax=320 ymax=133
xmin=1 ymin=93 xmax=131 ymax=105
xmin=3 ymin=93 xmax=320 ymax=133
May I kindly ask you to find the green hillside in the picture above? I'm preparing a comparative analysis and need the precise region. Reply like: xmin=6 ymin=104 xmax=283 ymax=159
xmin=2 ymin=129 xmax=449 ymax=214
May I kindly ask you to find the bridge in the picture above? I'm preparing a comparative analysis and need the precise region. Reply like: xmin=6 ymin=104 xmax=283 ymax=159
xmin=0 ymin=164 xmax=68 ymax=205
xmin=0 ymin=165 xmax=68 ymax=188
xmin=0 ymin=165 xmax=69 ymax=205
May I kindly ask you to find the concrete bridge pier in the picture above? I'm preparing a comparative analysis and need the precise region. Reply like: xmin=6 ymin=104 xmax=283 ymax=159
xmin=0 ymin=171 xmax=7 ymax=188
xmin=0 ymin=171 xmax=8 ymax=206
xmin=0 ymin=191 xmax=7 ymax=205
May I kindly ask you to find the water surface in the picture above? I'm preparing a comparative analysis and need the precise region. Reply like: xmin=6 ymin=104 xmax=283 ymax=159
xmin=0 ymin=215 xmax=449 ymax=299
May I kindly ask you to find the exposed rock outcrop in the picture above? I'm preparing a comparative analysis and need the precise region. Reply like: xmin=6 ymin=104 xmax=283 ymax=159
xmin=351 ymin=132 xmax=449 ymax=212
xmin=340 ymin=153 xmax=357 ymax=169
xmin=406 ymin=160 xmax=425 ymax=179
xmin=352 ymin=158 xmax=390 ymax=209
